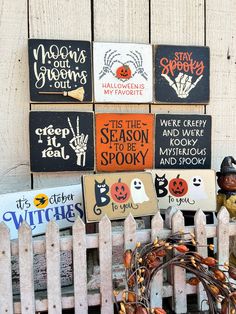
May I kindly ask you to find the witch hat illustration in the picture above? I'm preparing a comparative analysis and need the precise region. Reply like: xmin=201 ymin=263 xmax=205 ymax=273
xmin=220 ymin=156 xmax=236 ymax=174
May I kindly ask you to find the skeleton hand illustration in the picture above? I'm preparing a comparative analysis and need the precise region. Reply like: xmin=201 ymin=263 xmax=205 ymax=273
xmin=161 ymin=72 xmax=203 ymax=98
xmin=126 ymin=50 xmax=148 ymax=80
xmin=99 ymin=49 xmax=121 ymax=79
xmin=68 ymin=116 xmax=88 ymax=167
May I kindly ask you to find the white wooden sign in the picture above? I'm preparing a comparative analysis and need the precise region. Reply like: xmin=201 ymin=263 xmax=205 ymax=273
xmin=150 ymin=169 xmax=216 ymax=211
xmin=0 ymin=184 xmax=84 ymax=239
xmin=93 ymin=42 xmax=153 ymax=103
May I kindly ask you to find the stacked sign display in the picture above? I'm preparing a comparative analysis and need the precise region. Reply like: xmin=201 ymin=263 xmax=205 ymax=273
xmin=29 ymin=112 xmax=212 ymax=173
xmin=0 ymin=39 xmax=213 ymax=238
xmin=28 ymin=40 xmax=210 ymax=104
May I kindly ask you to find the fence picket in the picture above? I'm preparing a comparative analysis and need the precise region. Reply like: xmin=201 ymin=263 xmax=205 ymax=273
xmin=172 ymin=210 xmax=187 ymax=314
xmin=165 ymin=206 xmax=178 ymax=229
xmin=124 ymin=213 xmax=137 ymax=250
xmin=194 ymin=209 xmax=208 ymax=311
xmin=73 ymin=217 xmax=88 ymax=314
xmin=151 ymin=211 xmax=164 ymax=308
xmin=18 ymin=222 xmax=35 ymax=313
xmin=217 ymin=207 xmax=230 ymax=265
xmin=3 ymin=213 xmax=236 ymax=313
xmin=0 ymin=223 xmax=13 ymax=314
xmin=46 ymin=221 xmax=62 ymax=313
xmin=165 ymin=206 xmax=178 ymax=287
xmin=99 ymin=215 xmax=113 ymax=314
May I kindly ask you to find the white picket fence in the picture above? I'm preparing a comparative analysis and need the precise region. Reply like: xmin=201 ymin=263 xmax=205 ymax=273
xmin=0 ymin=206 xmax=235 ymax=314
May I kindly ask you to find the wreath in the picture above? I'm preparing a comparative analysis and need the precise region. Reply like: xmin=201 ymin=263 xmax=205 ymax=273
xmin=113 ymin=232 xmax=236 ymax=314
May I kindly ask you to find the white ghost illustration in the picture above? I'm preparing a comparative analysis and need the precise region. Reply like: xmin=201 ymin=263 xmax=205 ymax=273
xmin=130 ymin=178 xmax=149 ymax=204
xmin=188 ymin=176 xmax=207 ymax=200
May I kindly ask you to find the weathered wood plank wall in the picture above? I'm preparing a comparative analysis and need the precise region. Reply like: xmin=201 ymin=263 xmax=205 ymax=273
xmin=0 ymin=0 xmax=235 ymax=193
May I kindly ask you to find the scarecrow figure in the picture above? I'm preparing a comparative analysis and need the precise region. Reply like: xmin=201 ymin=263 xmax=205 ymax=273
xmin=217 ymin=156 xmax=236 ymax=218
xmin=217 ymin=156 xmax=236 ymax=266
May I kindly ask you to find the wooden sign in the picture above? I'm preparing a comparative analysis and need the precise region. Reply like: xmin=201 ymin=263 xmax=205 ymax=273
xmin=30 ymin=111 xmax=94 ymax=172
xmin=95 ymin=113 xmax=154 ymax=172
xmin=93 ymin=42 xmax=153 ymax=103
xmin=155 ymin=45 xmax=209 ymax=103
xmin=28 ymin=39 xmax=92 ymax=102
xmin=0 ymin=184 xmax=84 ymax=239
xmin=150 ymin=169 xmax=216 ymax=211
xmin=83 ymin=172 xmax=158 ymax=222
xmin=155 ymin=114 xmax=211 ymax=169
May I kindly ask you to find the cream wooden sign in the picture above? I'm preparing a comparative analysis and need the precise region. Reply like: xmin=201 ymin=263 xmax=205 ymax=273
xmin=83 ymin=172 xmax=158 ymax=222
xmin=150 ymin=169 xmax=216 ymax=211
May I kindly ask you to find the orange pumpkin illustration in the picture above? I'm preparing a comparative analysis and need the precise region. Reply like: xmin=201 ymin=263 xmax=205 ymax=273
xmin=169 ymin=174 xmax=188 ymax=197
xmin=116 ymin=65 xmax=132 ymax=80
xmin=111 ymin=178 xmax=130 ymax=203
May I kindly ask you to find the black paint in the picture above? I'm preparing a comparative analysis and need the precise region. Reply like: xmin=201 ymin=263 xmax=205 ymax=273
xmin=155 ymin=45 xmax=210 ymax=103
xmin=30 ymin=111 xmax=94 ymax=172
xmin=28 ymin=39 xmax=92 ymax=102
xmin=155 ymin=173 xmax=168 ymax=197
xmin=155 ymin=114 xmax=211 ymax=169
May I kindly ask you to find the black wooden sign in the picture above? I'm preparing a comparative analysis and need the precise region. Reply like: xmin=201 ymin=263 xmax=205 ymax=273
xmin=155 ymin=45 xmax=209 ymax=103
xmin=30 ymin=111 xmax=94 ymax=172
xmin=28 ymin=39 xmax=92 ymax=102
xmin=155 ymin=114 xmax=212 ymax=169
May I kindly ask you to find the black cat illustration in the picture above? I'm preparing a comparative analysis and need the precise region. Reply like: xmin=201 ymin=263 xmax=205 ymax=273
xmin=93 ymin=179 xmax=110 ymax=215
xmin=155 ymin=174 xmax=168 ymax=197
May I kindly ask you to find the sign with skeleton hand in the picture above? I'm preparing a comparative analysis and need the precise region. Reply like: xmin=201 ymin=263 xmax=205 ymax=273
xmin=68 ymin=116 xmax=88 ymax=167
xmin=93 ymin=42 xmax=153 ymax=103
xmin=30 ymin=111 xmax=94 ymax=172
xmin=156 ymin=45 xmax=209 ymax=103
